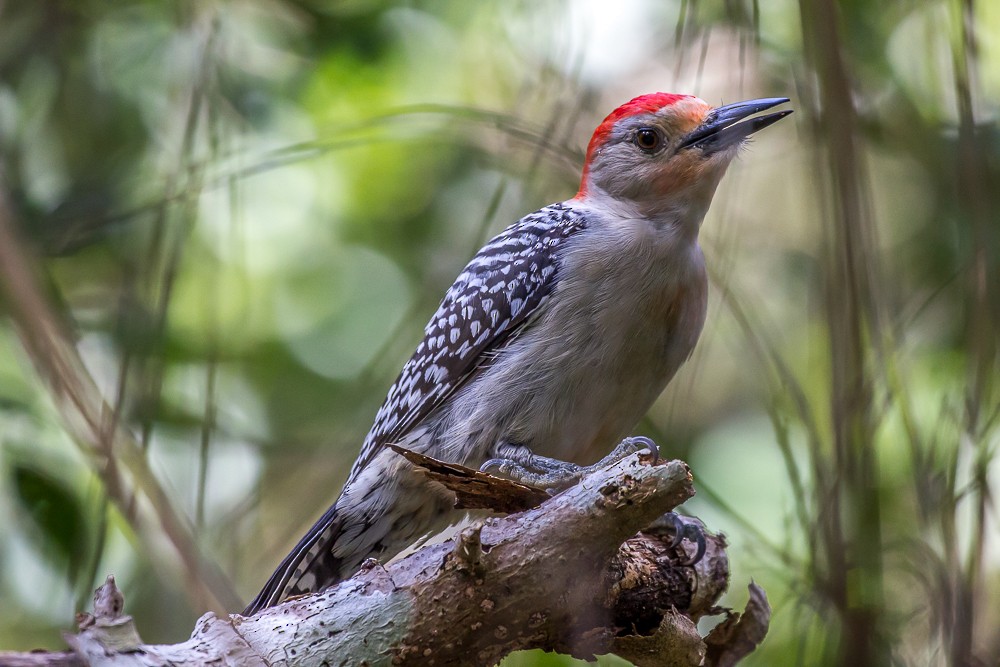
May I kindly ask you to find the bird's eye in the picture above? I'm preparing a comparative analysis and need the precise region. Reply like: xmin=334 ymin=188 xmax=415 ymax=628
xmin=634 ymin=128 xmax=662 ymax=152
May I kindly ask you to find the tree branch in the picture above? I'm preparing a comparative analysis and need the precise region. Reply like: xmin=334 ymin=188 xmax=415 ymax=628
xmin=0 ymin=455 xmax=769 ymax=666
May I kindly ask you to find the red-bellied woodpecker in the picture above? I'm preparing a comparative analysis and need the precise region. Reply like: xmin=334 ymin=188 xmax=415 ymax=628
xmin=244 ymin=93 xmax=792 ymax=614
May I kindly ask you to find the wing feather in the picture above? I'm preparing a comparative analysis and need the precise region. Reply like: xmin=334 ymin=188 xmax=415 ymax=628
xmin=348 ymin=202 xmax=587 ymax=481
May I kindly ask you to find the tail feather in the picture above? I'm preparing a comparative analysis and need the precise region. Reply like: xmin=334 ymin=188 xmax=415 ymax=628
xmin=243 ymin=504 xmax=344 ymax=615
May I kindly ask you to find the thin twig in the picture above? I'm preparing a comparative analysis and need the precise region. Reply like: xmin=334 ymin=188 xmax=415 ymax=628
xmin=0 ymin=182 xmax=240 ymax=613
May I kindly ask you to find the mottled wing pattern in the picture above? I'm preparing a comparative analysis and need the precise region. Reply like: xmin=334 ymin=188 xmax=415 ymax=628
xmin=242 ymin=502 xmax=341 ymax=614
xmin=243 ymin=202 xmax=588 ymax=615
xmin=347 ymin=202 xmax=588 ymax=483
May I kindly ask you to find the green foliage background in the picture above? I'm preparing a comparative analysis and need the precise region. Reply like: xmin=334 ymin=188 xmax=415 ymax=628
xmin=0 ymin=1 xmax=997 ymax=665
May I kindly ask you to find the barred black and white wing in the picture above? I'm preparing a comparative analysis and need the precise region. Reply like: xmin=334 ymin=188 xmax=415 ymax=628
xmin=244 ymin=202 xmax=587 ymax=615
xmin=348 ymin=202 xmax=588 ymax=481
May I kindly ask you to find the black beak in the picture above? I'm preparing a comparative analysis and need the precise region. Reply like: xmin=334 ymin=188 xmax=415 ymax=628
xmin=680 ymin=97 xmax=792 ymax=151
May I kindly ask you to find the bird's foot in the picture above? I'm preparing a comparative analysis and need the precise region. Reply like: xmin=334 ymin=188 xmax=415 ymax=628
xmin=646 ymin=512 xmax=707 ymax=566
xmin=479 ymin=436 xmax=659 ymax=492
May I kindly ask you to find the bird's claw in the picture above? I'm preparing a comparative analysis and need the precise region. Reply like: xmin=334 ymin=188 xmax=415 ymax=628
xmin=650 ymin=512 xmax=707 ymax=566
xmin=671 ymin=518 xmax=707 ymax=567
xmin=616 ymin=435 xmax=659 ymax=463
xmin=480 ymin=436 xmax=662 ymax=491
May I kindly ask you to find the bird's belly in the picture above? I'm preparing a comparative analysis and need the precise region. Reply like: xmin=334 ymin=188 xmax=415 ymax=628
xmin=508 ymin=320 xmax=683 ymax=461
xmin=436 ymin=285 xmax=703 ymax=465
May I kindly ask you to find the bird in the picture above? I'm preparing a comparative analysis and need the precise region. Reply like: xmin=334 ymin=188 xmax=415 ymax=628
xmin=244 ymin=93 xmax=792 ymax=615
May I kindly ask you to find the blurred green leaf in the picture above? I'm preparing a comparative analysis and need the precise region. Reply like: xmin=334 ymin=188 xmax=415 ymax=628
xmin=10 ymin=464 xmax=88 ymax=583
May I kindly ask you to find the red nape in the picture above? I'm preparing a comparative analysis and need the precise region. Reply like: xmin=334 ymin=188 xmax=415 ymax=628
xmin=575 ymin=93 xmax=691 ymax=198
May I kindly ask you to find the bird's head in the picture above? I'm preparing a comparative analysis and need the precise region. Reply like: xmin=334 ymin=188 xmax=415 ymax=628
xmin=576 ymin=93 xmax=791 ymax=223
